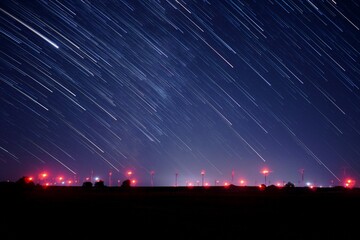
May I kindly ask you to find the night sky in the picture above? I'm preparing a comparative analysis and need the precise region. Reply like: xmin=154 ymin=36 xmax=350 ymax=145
xmin=1 ymin=0 xmax=359 ymax=187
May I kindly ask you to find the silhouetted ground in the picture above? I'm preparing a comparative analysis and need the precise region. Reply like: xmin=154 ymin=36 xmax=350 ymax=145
xmin=1 ymin=183 xmax=359 ymax=239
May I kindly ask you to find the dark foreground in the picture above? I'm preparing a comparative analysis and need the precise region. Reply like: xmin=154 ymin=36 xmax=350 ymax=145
xmin=1 ymin=184 xmax=360 ymax=239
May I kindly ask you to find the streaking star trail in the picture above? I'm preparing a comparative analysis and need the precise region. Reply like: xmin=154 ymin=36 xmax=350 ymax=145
xmin=0 ymin=8 xmax=59 ymax=49
xmin=0 ymin=0 xmax=359 ymax=187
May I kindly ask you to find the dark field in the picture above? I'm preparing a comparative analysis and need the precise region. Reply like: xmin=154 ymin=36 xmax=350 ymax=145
xmin=1 ymin=184 xmax=360 ymax=239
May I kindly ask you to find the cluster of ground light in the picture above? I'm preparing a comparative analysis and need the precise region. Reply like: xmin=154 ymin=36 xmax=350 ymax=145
xmin=2 ymin=176 xmax=360 ymax=239
xmin=9 ymin=168 xmax=357 ymax=190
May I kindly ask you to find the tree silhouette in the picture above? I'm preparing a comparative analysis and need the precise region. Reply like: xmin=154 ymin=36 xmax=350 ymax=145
xmin=15 ymin=176 xmax=35 ymax=189
xmin=82 ymin=181 xmax=93 ymax=188
xmin=284 ymin=182 xmax=295 ymax=188
xmin=121 ymin=179 xmax=131 ymax=188
xmin=94 ymin=180 xmax=105 ymax=188
xmin=266 ymin=184 xmax=278 ymax=192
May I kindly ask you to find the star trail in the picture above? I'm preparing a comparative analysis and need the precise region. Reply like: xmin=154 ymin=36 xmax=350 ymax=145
xmin=0 ymin=0 xmax=359 ymax=187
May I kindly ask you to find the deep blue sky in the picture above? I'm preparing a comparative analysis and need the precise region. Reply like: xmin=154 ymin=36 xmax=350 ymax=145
xmin=0 ymin=0 xmax=359 ymax=187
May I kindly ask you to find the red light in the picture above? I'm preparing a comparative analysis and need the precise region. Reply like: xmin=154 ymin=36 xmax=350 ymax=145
xmin=344 ymin=179 xmax=356 ymax=188
xmin=39 ymin=172 xmax=48 ymax=178
xmin=26 ymin=177 xmax=33 ymax=183
xmin=239 ymin=179 xmax=246 ymax=186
